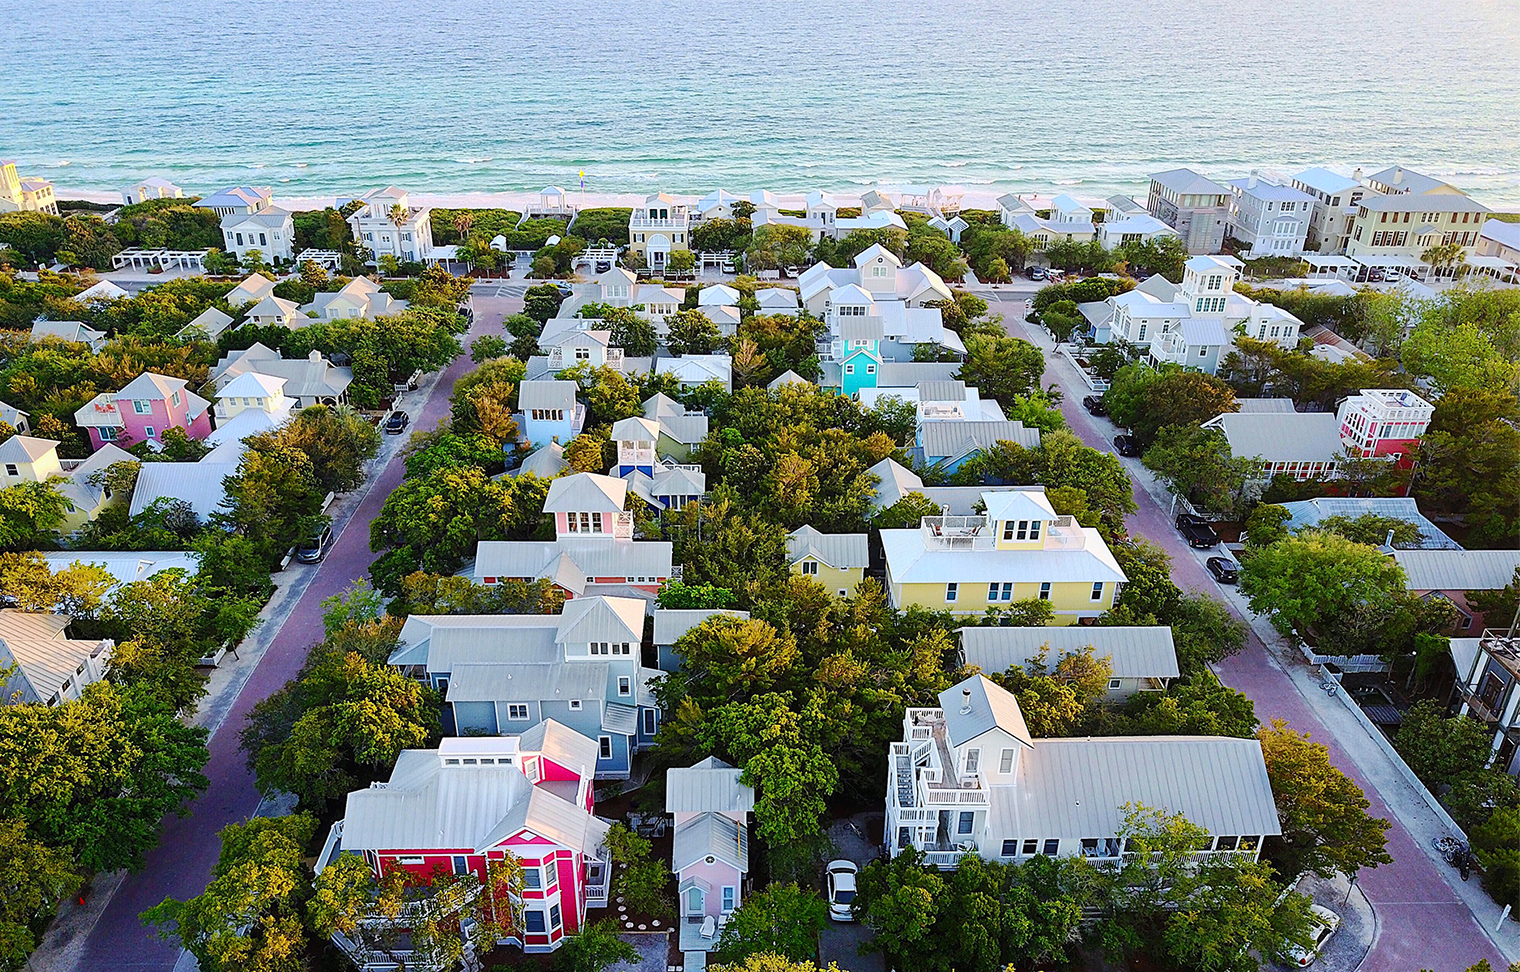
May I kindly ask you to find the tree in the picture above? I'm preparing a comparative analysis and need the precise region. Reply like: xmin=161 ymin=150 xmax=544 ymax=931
xmin=745 ymin=225 xmax=814 ymax=271
xmin=0 ymin=682 xmax=209 ymax=872
xmin=700 ymin=694 xmax=838 ymax=845
xmin=410 ymin=264 xmax=473 ymax=308
xmin=0 ymin=818 xmax=80 ymax=971
xmin=956 ymin=334 xmax=1045 ymax=403
xmin=1401 ymin=319 xmax=1518 ymax=396
xmin=988 ymin=647 xmax=1111 ymax=736
xmin=0 ymin=480 xmax=71 ymax=552
xmin=657 ymin=580 xmax=738 ymax=609
xmin=691 ymin=217 xmax=753 ymax=255
xmin=1420 ymin=241 xmax=1469 ymax=278
xmin=1471 ymin=809 xmax=1520 ymax=910
xmin=470 ymin=334 xmax=508 ymax=362
xmin=666 ymin=309 xmax=724 ymax=356
xmin=242 ymin=644 xmax=439 ymax=808
xmin=1414 ymin=388 xmax=1520 ymax=548
xmin=1240 ymin=530 xmax=1408 ymax=650
xmin=1123 ymin=672 xmax=1260 ymax=738
xmin=710 ymin=957 xmax=843 ymax=972
xmin=713 ymin=884 xmax=828 ymax=965
xmin=591 ymin=304 xmax=658 ymax=356
xmin=1394 ymin=699 xmax=1493 ymax=789
xmin=0 ymin=551 xmax=113 ymax=614
xmin=674 ymin=617 xmax=800 ymax=701
xmin=1142 ymin=423 xmax=1255 ymax=517
xmin=667 ymin=248 xmax=697 ymax=273
xmin=220 ymin=443 xmax=325 ymax=565
xmin=142 ymin=814 xmax=316 ymax=972
xmin=1105 ymin=363 xmax=1237 ymax=448
xmin=523 ymin=282 xmax=565 ymax=323
xmin=555 ymin=919 xmax=639 ymax=972
xmin=249 ymin=404 xmax=380 ymax=494
xmin=1243 ymin=503 xmax=1291 ymax=547
xmin=299 ymin=259 xmax=329 ymax=286
xmin=1258 ymin=720 xmax=1391 ymax=880
xmin=602 ymin=824 xmax=670 ymax=915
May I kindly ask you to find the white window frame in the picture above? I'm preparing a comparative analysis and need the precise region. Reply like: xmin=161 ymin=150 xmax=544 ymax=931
xmin=598 ymin=736 xmax=613 ymax=759
xmin=507 ymin=703 xmax=530 ymax=720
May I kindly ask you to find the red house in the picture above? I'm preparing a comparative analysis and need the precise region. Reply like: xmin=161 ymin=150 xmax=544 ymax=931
xmin=1335 ymin=388 xmax=1434 ymax=466
xmin=319 ymin=721 xmax=612 ymax=961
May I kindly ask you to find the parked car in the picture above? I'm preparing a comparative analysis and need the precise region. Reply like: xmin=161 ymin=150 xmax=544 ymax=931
xmin=595 ymin=261 xmax=612 ymax=273
xmin=384 ymin=410 xmax=410 ymax=435
xmin=1113 ymin=434 xmax=1141 ymax=457
xmin=295 ymin=524 xmax=334 ymax=564
xmin=1284 ymin=905 xmax=1341 ymax=967
xmin=1026 ymin=266 xmax=1048 ymax=281
xmin=1206 ymin=556 xmax=1239 ymax=584
xmin=1083 ymin=395 xmax=1108 ymax=416
xmin=826 ymin=860 xmax=859 ymax=921
xmin=1176 ymin=513 xmax=1221 ymax=549
xmin=1366 ymin=268 xmax=1385 ymax=282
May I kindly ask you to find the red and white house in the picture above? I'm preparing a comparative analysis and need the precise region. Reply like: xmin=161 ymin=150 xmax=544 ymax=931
xmin=318 ymin=721 xmax=612 ymax=963
xmin=1335 ymin=388 xmax=1434 ymax=464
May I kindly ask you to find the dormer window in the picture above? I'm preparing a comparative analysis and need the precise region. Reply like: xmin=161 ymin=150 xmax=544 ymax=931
xmin=872 ymin=266 xmax=887 ymax=278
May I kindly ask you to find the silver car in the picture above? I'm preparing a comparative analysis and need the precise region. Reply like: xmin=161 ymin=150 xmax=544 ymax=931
xmin=827 ymin=860 xmax=858 ymax=921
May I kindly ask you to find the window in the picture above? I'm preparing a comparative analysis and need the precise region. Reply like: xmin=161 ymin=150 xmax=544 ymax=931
xmin=569 ymin=699 xmax=583 ymax=710
xmin=1015 ymin=520 xmax=1028 ymax=540
xmin=545 ymin=861 xmax=558 ymax=890
xmin=618 ymin=676 xmax=632 ymax=696
xmin=1042 ymin=839 xmax=1060 ymax=856
xmin=872 ymin=265 xmax=888 ymax=278
xmin=801 ymin=560 xmax=818 ymax=575
xmin=3 ymin=464 xmax=15 ymax=477
xmin=866 ymin=363 xmax=876 ymax=374
xmin=453 ymin=856 xmax=469 ymax=875
xmin=1137 ymin=324 xmax=1147 ymax=341
xmin=1081 ymin=838 xmax=1100 ymax=857
xmin=1108 ymin=678 xmax=1122 ymax=690
xmin=1238 ymin=835 xmax=1260 ymax=852
xmin=945 ymin=582 xmax=958 ymax=602
xmin=171 ymin=391 xmax=181 ymax=407
xmin=1198 ymin=346 xmax=1208 ymax=357
xmin=599 ymin=736 xmax=613 ymax=759
xmin=507 ymin=704 xmax=530 ymax=720
xmin=844 ymin=364 xmax=854 ymax=375
xmin=988 ymin=582 xmax=1000 ymax=601
xmin=1214 ymin=836 xmax=1239 ymax=851
xmin=958 ymin=811 xmax=975 ymax=835
xmin=964 ymin=749 xmax=979 ymax=774
xmin=144 ymin=426 xmax=155 ymax=439
xmin=396 ymin=855 xmax=424 ymax=865
xmin=235 ymin=232 xmax=244 ymax=246
xmin=1000 ymin=582 xmax=1012 ymax=601
xmin=1002 ymin=521 xmax=1015 ymax=541
xmin=1091 ymin=582 xmax=1104 ymax=601
xmin=259 ymin=233 xmax=268 ymax=246
xmin=133 ymin=399 xmax=152 ymax=414
xmin=522 ymin=868 xmax=542 ymax=889
xmin=1039 ymin=582 xmax=1051 ymax=601
xmin=1022 ymin=839 xmax=1039 ymax=856
xmin=1029 ymin=520 xmax=1040 ymax=541
xmin=1000 ymin=748 xmax=1016 ymax=773
xmin=1104 ymin=838 xmax=1122 ymax=857
xmin=99 ymin=427 xmax=118 ymax=441
xmin=1001 ymin=839 xmax=1019 ymax=857
xmin=525 ymin=911 xmax=547 ymax=934
xmin=899 ymin=827 xmax=912 ymax=850
xmin=722 ymin=886 xmax=736 ymax=911
xmin=643 ymin=709 xmax=657 ymax=735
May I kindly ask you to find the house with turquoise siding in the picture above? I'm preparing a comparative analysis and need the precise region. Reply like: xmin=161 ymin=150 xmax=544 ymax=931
xmin=388 ymin=596 xmax=662 ymax=779
xmin=520 ymin=380 xmax=583 ymax=449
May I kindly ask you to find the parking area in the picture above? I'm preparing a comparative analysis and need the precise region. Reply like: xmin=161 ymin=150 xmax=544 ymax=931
xmin=819 ymin=813 xmax=885 ymax=972
xmin=1264 ymin=872 xmax=1374 ymax=972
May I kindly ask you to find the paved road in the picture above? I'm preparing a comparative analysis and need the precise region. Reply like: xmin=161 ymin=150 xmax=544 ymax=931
xmin=1007 ymin=307 xmax=1510 ymax=972
xmin=74 ymin=301 xmax=509 ymax=971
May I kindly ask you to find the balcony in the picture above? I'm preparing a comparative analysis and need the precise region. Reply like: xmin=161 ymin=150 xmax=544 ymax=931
xmin=619 ymin=444 xmax=656 ymax=466
xmin=1043 ymin=515 xmax=1087 ymax=550
xmin=921 ymin=516 xmax=994 ymax=551
xmin=547 ymin=347 xmax=623 ymax=370
xmin=630 ymin=214 xmax=690 ymax=231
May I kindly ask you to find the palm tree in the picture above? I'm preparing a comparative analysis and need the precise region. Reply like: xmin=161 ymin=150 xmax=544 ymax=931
xmin=1420 ymin=241 xmax=1467 ymax=280
xmin=387 ymin=203 xmax=409 ymax=263
xmin=453 ymin=211 xmax=474 ymax=244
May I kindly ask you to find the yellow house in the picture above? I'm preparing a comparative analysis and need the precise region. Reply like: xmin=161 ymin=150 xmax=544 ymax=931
xmin=880 ymin=487 xmax=1126 ymax=623
xmin=786 ymin=526 xmax=869 ymax=597
xmin=0 ymin=161 xmax=58 ymax=215
xmin=0 ymin=435 xmax=136 ymax=533
xmin=627 ymin=192 xmax=692 ymax=271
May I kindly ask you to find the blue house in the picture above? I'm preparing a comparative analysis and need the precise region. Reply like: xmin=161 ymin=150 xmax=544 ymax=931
xmin=519 ymin=379 xmax=582 ymax=449
xmin=388 ymin=596 xmax=662 ymax=779
xmin=918 ymin=420 xmax=1042 ymax=475
xmin=610 ymin=416 xmax=660 ymax=477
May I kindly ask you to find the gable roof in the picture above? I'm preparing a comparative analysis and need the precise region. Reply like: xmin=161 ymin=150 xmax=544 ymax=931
xmin=939 ymin=675 xmax=1033 ymax=749
xmin=982 ymin=488 xmax=1057 ymax=524
xmin=226 ymin=274 xmax=277 ymax=306
xmin=920 ymin=420 xmax=1041 ymax=461
xmin=129 ymin=462 xmax=238 ymax=521
xmin=672 ymin=811 xmax=748 ymax=872
xmin=0 ymin=433 xmax=58 ymax=464
xmin=519 ymin=379 xmax=577 ymax=412
xmin=1292 ymin=167 xmax=1361 ymax=196
xmin=30 ymin=319 xmax=104 ymax=345
xmin=1280 ymin=497 xmax=1460 ymax=550
xmin=666 ymin=757 xmax=755 ymax=814
xmin=555 ymin=595 xmax=647 ymax=645
xmin=610 ymin=416 xmax=661 ymax=441
xmin=786 ymin=526 xmax=869 ymax=570
xmin=0 ymin=609 xmax=111 ymax=705
xmin=1150 ymin=168 xmax=1229 ymax=196
xmin=1392 ymin=550 xmax=1520 ymax=592
xmin=1204 ymin=412 xmax=1344 ymax=464
xmin=543 ymin=473 xmax=627 ymax=513
xmin=767 ymin=370 xmax=809 ymax=391
xmin=959 ymin=625 xmax=1180 ymax=681
xmin=117 ymin=371 xmax=189 ymax=401
xmin=217 ymin=371 xmax=288 ymax=399
xmin=179 ymin=306 xmax=234 ymax=339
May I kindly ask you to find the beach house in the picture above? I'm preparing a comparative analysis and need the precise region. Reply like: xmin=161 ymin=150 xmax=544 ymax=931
xmin=1146 ymin=168 xmax=1231 ymax=254
xmin=885 ymin=675 xmax=1280 ymax=868
xmin=667 ymin=757 xmax=755 ymax=956
xmin=0 ymin=162 xmax=57 ymax=215
xmin=1226 ymin=176 xmax=1314 ymax=259
xmin=121 ymin=177 xmax=184 ymax=205
xmin=73 ymin=372 xmax=212 ymax=451
xmin=30 ymin=319 xmax=106 ymax=352
xmin=241 ymin=294 xmax=303 ymax=328
xmin=387 ymin=598 xmax=663 ymax=778
xmin=1449 ymin=632 xmax=1520 ymax=775
xmin=316 ymin=724 xmax=611 ymax=963
xmin=1289 ymin=168 xmax=1372 ymax=255
xmin=520 ymin=379 xmax=583 ymax=448
xmin=346 ymin=186 xmax=436 ymax=264
xmin=653 ymin=608 xmax=751 ymax=672
xmin=221 ymin=206 xmax=295 ymax=264
xmin=879 ymin=487 xmax=1127 ymax=621
xmin=627 ymin=192 xmax=692 ymax=271
xmin=1392 ymin=550 xmax=1520 ymax=635
xmin=959 ymin=625 xmax=1180 ymax=700
xmin=302 ymin=276 xmax=405 ymax=320
xmin=0 ymin=435 xmax=136 ymax=533
xmin=194 ymin=186 xmax=273 ymax=218
xmin=211 ymin=344 xmax=353 ymax=407
xmin=224 ymin=273 xmax=278 ymax=309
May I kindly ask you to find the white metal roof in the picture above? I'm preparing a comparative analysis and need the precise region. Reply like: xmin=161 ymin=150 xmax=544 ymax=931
xmin=543 ymin=473 xmax=627 ymax=513
xmin=786 ymin=526 xmax=869 ymax=570
xmin=939 ymin=675 xmax=1033 ymax=749
xmin=555 ymin=595 xmax=646 ymax=645
xmin=666 ymin=757 xmax=755 ymax=814
xmin=881 ymin=527 xmax=1127 ymax=586
xmin=1205 ymin=412 xmax=1344 ymax=464
xmin=920 ymin=421 xmax=1042 ymax=461
xmin=672 ymin=811 xmax=748 ymax=872
xmin=1392 ymin=550 xmax=1520 ymax=592
xmin=959 ymin=625 xmax=1180 ymax=681
xmin=982 ymin=489 xmax=1057 ymax=525
xmin=652 ymin=609 xmax=750 ymax=646
xmin=129 ymin=462 xmax=238 ymax=521
xmin=519 ymin=379 xmax=577 ymax=412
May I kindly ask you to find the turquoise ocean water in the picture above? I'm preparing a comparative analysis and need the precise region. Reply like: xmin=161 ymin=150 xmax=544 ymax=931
xmin=2 ymin=0 xmax=1519 ymax=203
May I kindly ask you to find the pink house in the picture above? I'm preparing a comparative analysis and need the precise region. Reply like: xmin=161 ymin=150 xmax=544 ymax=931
xmin=666 ymin=756 xmax=755 ymax=957
xmin=318 ymin=721 xmax=612 ymax=962
xmin=73 ymin=372 xmax=213 ymax=451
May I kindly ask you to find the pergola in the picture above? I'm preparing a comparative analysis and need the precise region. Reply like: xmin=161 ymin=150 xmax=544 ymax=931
xmin=111 ymin=248 xmax=208 ymax=271
xmin=295 ymin=248 xmax=343 ymax=270
xmin=1300 ymin=254 xmax=1359 ymax=279
xmin=1350 ymin=254 xmax=1429 ymax=280
xmin=1466 ymin=254 xmax=1519 ymax=282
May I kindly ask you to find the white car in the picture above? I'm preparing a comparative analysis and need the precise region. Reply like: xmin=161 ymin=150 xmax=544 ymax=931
xmin=1284 ymin=904 xmax=1341 ymax=967
xmin=826 ymin=860 xmax=858 ymax=921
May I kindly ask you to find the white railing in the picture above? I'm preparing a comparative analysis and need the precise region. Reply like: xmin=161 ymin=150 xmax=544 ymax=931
xmin=315 ymin=820 xmax=344 ymax=875
xmin=920 ymin=404 xmax=965 ymax=420
xmin=923 ymin=787 xmax=987 ymax=805
xmin=921 ymin=516 xmax=994 ymax=550
xmin=922 ymin=848 xmax=976 ymax=868
xmin=630 ymin=214 xmax=690 ymax=230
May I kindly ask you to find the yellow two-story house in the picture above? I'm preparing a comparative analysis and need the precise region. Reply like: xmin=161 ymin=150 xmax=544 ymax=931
xmin=786 ymin=526 xmax=869 ymax=598
xmin=880 ymin=487 xmax=1126 ymax=622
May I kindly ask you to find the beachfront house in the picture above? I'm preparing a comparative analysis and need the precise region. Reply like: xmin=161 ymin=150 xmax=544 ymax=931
xmin=316 ymin=724 xmax=612 ymax=963
xmin=221 ymin=206 xmax=295 ymax=264
xmin=121 ymin=177 xmax=184 ymax=205
xmin=1289 ymin=167 xmax=1372 ymax=255
xmin=627 ymin=192 xmax=692 ymax=271
xmin=72 ymin=372 xmax=212 ymax=451
xmin=346 ymin=186 xmax=436 ymax=264
xmin=885 ymin=675 xmax=1280 ymax=868
xmin=959 ymin=625 xmax=1180 ymax=700
xmin=1095 ymin=212 xmax=1179 ymax=249
xmin=880 ymin=487 xmax=1127 ymax=621
xmin=388 ymin=597 xmax=662 ymax=777
xmin=194 ymin=186 xmax=273 ymax=218
xmin=1226 ymin=175 xmax=1314 ymax=259
xmin=0 ymin=161 xmax=57 ymax=215
xmin=1147 ymin=168 xmax=1231 ymax=254
xmin=786 ymin=526 xmax=869 ymax=597
xmin=667 ymin=757 xmax=755 ymax=956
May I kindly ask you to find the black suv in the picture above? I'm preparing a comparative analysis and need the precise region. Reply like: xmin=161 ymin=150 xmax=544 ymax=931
xmin=1113 ymin=434 xmax=1141 ymax=457
xmin=1176 ymin=513 xmax=1220 ymax=549
xmin=1083 ymin=396 xmax=1108 ymax=417
xmin=1206 ymin=557 xmax=1239 ymax=583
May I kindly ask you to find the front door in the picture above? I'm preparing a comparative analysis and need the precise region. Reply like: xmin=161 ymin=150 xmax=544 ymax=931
xmin=685 ymin=887 xmax=705 ymax=916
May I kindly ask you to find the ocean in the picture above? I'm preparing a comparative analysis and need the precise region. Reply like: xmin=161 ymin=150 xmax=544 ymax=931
xmin=3 ymin=0 xmax=1520 ymax=204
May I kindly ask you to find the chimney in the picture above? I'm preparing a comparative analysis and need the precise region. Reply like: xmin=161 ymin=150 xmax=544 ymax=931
xmin=1247 ymin=170 xmax=1259 ymax=190
xmin=960 ymin=688 xmax=973 ymax=715
xmin=308 ymin=349 xmax=321 ymax=363
xmin=1393 ymin=167 xmax=1404 ymax=185
xmin=1352 ymin=167 xmax=1364 ymax=182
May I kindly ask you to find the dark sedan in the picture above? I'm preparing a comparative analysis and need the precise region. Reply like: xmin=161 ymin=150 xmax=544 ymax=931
xmin=1206 ymin=557 xmax=1239 ymax=584
xmin=1113 ymin=434 xmax=1141 ymax=457
xmin=1083 ymin=395 xmax=1108 ymax=417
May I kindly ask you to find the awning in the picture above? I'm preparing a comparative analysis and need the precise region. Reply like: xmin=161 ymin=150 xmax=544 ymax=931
xmin=602 ymin=702 xmax=639 ymax=734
